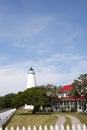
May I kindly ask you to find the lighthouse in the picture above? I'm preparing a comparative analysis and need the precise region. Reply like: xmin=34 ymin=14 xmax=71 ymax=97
xmin=25 ymin=67 xmax=36 ymax=109
xmin=27 ymin=67 xmax=36 ymax=88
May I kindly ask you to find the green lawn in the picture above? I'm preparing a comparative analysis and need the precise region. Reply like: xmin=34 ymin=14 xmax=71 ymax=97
xmin=64 ymin=116 xmax=72 ymax=129
xmin=7 ymin=109 xmax=58 ymax=129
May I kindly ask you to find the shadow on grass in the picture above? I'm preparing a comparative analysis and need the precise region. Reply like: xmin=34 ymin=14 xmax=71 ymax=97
xmin=17 ymin=112 xmax=53 ymax=116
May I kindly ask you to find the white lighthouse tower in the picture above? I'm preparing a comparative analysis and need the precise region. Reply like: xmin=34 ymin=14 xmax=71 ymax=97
xmin=27 ymin=67 xmax=36 ymax=88
xmin=25 ymin=67 xmax=36 ymax=109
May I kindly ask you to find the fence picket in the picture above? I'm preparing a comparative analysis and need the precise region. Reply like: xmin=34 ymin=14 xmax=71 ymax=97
xmin=50 ymin=125 xmax=53 ymax=130
xmin=44 ymin=125 xmax=47 ymax=130
xmin=83 ymin=124 xmax=86 ymax=130
xmin=10 ymin=126 xmax=14 ymax=130
xmin=72 ymin=124 xmax=75 ymax=130
xmin=22 ymin=126 xmax=25 ymax=130
xmin=0 ymin=124 xmax=86 ymax=130
xmin=54 ymin=124 xmax=59 ymax=130
xmin=16 ymin=126 xmax=20 ymax=130
xmin=61 ymin=124 xmax=64 ymax=130
xmin=77 ymin=124 xmax=81 ymax=130
xmin=5 ymin=127 xmax=8 ymax=130
xmin=28 ymin=126 xmax=31 ymax=130
xmin=39 ymin=125 xmax=42 ymax=130
xmin=33 ymin=125 xmax=36 ymax=130
xmin=66 ymin=125 xmax=70 ymax=130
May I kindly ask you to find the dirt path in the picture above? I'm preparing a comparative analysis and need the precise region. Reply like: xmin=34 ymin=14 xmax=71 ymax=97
xmin=54 ymin=115 xmax=66 ymax=129
xmin=54 ymin=114 xmax=83 ymax=129
xmin=65 ymin=115 xmax=83 ymax=129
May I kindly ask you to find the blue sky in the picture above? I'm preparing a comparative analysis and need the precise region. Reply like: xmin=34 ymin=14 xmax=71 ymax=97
xmin=0 ymin=0 xmax=87 ymax=96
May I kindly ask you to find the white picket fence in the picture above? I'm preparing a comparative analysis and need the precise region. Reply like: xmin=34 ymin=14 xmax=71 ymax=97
xmin=0 ymin=124 xmax=87 ymax=130
xmin=0 ymin=109 xmax=16 ymax=127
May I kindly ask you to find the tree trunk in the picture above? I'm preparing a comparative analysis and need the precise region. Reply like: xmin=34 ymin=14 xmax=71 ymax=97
xmin=32 ymin=106 xmax=40 ymax=114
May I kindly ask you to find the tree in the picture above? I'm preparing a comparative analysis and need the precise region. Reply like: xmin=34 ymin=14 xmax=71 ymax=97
xmin=15 ymin=86 xmax=51 ymax=114
xmin=0 ymin=96 xmax=5 ymax=109
xmin=45 ymin=84 xmax=62 ymax=107
xmin=45 ymin=84 xmax=61 ymax=97
xmin=71 ymin=74 xmax=87 ymax=111
xmin=13 ymin=91 xmax=25 ymax=108
xmin=71 ymin=74 xmax=87 ymax=98
xmin=4 ymin=93 xmax=17 ymax=108
xmin=0 ymin=93 xmax=17 ymax=109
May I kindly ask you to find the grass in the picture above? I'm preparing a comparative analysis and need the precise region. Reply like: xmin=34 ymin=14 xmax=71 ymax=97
xmin=6 ymin=110 xmax=87 ymax=129
xmin=7 ymin=109 xmax=58 ymax=129
xmin=64 ymin=116 xmax=72 ymax=129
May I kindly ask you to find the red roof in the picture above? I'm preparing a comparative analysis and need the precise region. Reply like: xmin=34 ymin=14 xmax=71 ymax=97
xmin=55 ymin=96 xmax=85 ymax=101
xmin=61 ymin=84 xmax=73 ymax=92
xmin=66 ymin=96 xmax=85 ymax=101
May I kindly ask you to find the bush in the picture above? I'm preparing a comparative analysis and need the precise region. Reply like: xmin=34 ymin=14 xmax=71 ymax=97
xmin=71 ymin=108 xmax=77 ymax=112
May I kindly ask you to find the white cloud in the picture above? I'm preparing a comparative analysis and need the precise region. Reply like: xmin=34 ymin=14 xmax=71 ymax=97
xmin=0 ymin=65 xmax=26 ymax=96
xmin=41 ymin=53 xmax=86 ymax=63
xmin=0 ymin=52 xmax=87 ymax=96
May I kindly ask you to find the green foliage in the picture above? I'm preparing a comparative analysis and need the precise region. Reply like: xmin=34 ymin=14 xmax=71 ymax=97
xmin=0 ymin=93 xmax=17 ymax=109
xmin=45 ymin=84 xmax=62 ymax=97
xmin=0 ymin=96 xmax=5 ymax=108
xmin=71 ymin=74 xmax=87 ymax=98
xmin=13 ymin=92 xmax=25 ymax=108
xmin=4 ymin=93 xmax=17 ymax=108
xmin=44 ymin=84 xmax=62 ymax=107
xmin=24 ymin=86 xmax=51 ymax=107
xmin=13 ymin=86 xmax=51 ymax=114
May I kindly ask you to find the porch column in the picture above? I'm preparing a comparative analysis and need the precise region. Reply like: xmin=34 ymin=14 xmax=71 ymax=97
xmin=85 ymin=103 xmax=87 ymax=112
xmin=57 ymin=101 xmax=58 ymax=108
xmin=69 ymin=101 xmax=71 ymax=110
xmin=77 ymin=100 xmax=79 ymax=112
xmin=63 ymin=101 xmax=64 ymax=108
xmin=81 ymin=100 xmax=83 ymax=111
